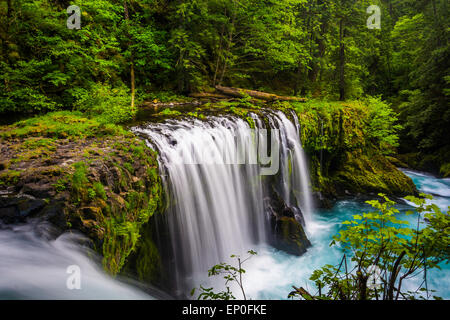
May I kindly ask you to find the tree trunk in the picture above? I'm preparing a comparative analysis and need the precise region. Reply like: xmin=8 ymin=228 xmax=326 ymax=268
xmin=124 ymin=0 xmax=135 ymax=109
xmin=387 ymin=251 xmax=406 ymax=300
xmin=2 ymin=0 xmax=12 ymax=60
xmin=309 ymin=16 xmax=327 ymax=84
xmin=219 ymin=1 xmax=237 ymax=85
xmin=130 ymin=62 xmax=135 ymax=109
xmin=213 ymin=24 xmax=225 ymax=87
xmin=338 ymin=19 xmax=346 ymax=101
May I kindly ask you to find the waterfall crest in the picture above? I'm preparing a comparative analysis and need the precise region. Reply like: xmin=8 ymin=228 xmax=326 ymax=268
xmin=133 ymin=110 xmax=313 ymax=294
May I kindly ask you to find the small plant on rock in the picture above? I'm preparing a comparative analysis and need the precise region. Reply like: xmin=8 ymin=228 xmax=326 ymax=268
xmin=192 ymin=250 xmax=257 ymax=300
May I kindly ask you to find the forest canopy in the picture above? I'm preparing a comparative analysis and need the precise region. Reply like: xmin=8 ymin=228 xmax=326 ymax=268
xmin=0 ymin=0 xmax=449 ymax=172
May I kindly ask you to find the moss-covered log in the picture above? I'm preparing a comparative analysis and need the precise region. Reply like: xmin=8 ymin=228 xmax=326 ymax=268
xmin=215 ymin=85 xmax=307 ymax=102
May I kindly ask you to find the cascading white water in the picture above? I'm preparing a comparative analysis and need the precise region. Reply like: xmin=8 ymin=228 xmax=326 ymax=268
xmin=133 ymin=110 xmax=313 ymax=294
xmin=0 ymin=222 xmax=155 ymax=299
xmin=275 ymin=111 xmax=313 ymax=224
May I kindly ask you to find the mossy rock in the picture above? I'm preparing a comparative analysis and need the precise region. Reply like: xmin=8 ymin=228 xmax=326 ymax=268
xmin=440 ymin=163 xmax=450 ymax=178
xmin=331 ymin=150 xmax=417 ymax=197
xmin=273 ymin=216 xmax=311 ymax=256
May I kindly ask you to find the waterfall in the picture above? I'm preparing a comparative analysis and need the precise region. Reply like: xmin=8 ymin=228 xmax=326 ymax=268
xmin=133 ymin=110 xmax=313 ymax=295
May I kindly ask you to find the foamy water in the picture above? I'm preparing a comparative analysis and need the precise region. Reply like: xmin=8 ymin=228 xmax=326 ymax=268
xmin=0 ymin=222 xmax=154 ymax=300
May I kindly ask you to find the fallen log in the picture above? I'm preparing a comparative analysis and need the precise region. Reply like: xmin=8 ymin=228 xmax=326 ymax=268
xmin=140 ymin=100 xmax=203 ymax=110
xmin=215 ymin=85 xmax=277 ymax=100
xmin=215 ymin=85 xmax=307 ymax=102
xmin=277 ymin=95 xmax=308 ymax=102
xmin=189 ymin=92 xmax=231 ymax=100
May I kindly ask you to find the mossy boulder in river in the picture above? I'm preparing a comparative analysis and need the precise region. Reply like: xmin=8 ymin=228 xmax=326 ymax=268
xmin=273 ymin=216 xmax=311 ymax=256
xmin=293 ymin=101 xmax=418 ymax=202
xmin=327 ymin=150 xmax=417 ymax=197
xmin=266 ymin=189 xmax=311 ymax=256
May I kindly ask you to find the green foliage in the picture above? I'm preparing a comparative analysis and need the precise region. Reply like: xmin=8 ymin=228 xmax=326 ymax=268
xmin=73 ymin=84 xmax=136 ymax=124
xmin=0 ymin=169 xmax=21 ymax=186
xmin=1 ymin=0 xmax=447 ymax=168
xmin=0 ymin=111 xmax=129 ymax=139
xmin=192 ymin=250 xmax=257 ymax=300
xmin=294 ymin=194 xmax=449 ymax=300
xmin=389 ymin=2 xmax=449 ymax=171
xmin=93 ymin=182 xmax=107 ymax=200
xmin=364 ymin=96 xmax=402 ymax=153
xmin=159 ymin=108 xmax=182 ymax=116
xmin=292 ymin=99 xmax=401 ymax=155
xmin=87 ymin=188 xmax=96 ymax=200
xmin=52 ymin=177 xmax=68 ymax=192
xmin=71 ymin=162 xmax=89 ymax=203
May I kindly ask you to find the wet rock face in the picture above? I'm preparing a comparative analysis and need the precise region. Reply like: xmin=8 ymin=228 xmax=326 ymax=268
xmin=265 ymin=189 xmax=311 ymax=256
xmin=0 ymin=195 xmax=67 ymax=230
xmin=273 ymin=216 xmax=311 ymax=256
xmin=0 ymin=196 xmax=47 ymax=224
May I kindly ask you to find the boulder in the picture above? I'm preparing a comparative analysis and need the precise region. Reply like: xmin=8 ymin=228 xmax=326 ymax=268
xmin=273 ymin=216 xmax=311 ymax=256
xmin=265 ymin=188 xmax=311 ymax=256
xmin=0 ymin=196 xmax=46 ymax=224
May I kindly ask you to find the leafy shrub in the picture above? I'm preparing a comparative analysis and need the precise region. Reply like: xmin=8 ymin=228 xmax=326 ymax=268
xmin=364 ymin=96 xmax=402 ymax=153
xmin=292 ymin=194 xmax=449 ymax=300
xmin=73 ymin=83 xmax=136 ymax=124
xmin=0 ymin=61 xmax=59 ymax=114
xmin=192 ymin=250 xmax=257 ymax=300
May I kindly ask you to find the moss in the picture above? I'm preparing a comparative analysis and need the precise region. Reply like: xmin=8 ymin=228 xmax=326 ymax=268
xmin=331 ymin=151 xmax=417 ymax=196
xmin=9 ymin=137 xmax=58 ymax=164
xmin=93 ymin=182 xmax=107 ymax=200
xmin=245 ymin=116 xmax=256 ymax=129
xmin=275 ymin=216 xmax=311 ymax=256
xmin=123 ymin=162 xmax=134 ymax=174
xmin=0 ymin=111 xmax=129 ymax=140
xmin=0 ymin=169 xmax=21 ymax=186
xmin=287 ymin=100 xmax=419 ymax=198
xmin=159 ymin=108 xmax=182 ymax=117
xmin=71 ymin=162 xmax=89 ymax=204
xmin=130 ymin=143 xmax=147 ymax=160
xmin=61 ymin=137 xmax=164 ymax=277
xmin=135 ymin=236 xmax=161 ymax=283
xmin=440 ymin=163 xmax=450 ymax=178
xmin=87 ymin=188 xmax=96 ymax=200
xmin=52 ymin=177 xmax=68 ymax=192
xmin=187 ymin=111 xmax=206 ymax=120
xmin=1 ymin=112 xmax=165 ymax=281
xmin=102 ymin=216 xmax=141 ymax=274
xmin=101 ymin=174 xmax=162 ymax=276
